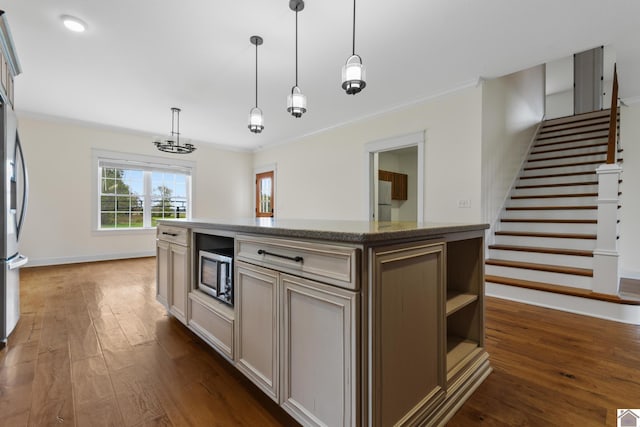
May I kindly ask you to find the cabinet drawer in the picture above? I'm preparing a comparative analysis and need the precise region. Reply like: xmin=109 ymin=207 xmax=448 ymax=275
xmin=236 ymin=235 xmax=358 ymax=290
xmin=157 ymin=225 xmax=189 ymax=246
xmin=188 ymin=293 xmax=234 ymax=360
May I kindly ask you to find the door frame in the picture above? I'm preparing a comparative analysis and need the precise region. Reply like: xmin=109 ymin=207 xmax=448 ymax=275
xmin=254 ymin=163 xmax=277 ymax=218
xmin=364 ymin=132 xmax=424 ymax=221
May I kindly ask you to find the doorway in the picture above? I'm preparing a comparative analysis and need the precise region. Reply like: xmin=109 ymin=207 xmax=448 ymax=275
xmin=365 ymin=132 xmax=424 ymax=222
xmin=255 ymin=170 xmax=274 ymax=218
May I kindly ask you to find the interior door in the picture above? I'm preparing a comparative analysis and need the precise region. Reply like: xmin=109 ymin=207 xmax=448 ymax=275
xmin=256 ymin=171 xmax=274 ymax=218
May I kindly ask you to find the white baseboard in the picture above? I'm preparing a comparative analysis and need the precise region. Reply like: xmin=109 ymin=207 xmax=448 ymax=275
xmin=620 ymin=269 xmax=640 ymax=281
xmin=486 ymin=282 xmax=640 ymax=325
xmin=25 ymin=251 xmax=156 ymax=267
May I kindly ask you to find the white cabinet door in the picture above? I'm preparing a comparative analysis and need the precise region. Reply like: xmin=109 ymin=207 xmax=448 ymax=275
xmin=281 ymin=274 xmax=357 ymax=427
xmin=156 ymin=239 xmax=170 ymax=309
xmin=169 ymin=243 xmax=189 ymax=324
xmin=235 ymin=262 xmax=279 ymax=401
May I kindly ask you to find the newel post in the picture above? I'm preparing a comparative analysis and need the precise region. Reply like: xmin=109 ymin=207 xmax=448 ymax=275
xmin=592 ymin=163 xmax=622 ymax=295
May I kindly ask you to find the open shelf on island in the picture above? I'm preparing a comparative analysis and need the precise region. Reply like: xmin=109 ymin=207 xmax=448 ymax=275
xmin=446 ymin=292 xmax=478 ymax=316
xmin=446 ymin=335 xmax=480 ymax=372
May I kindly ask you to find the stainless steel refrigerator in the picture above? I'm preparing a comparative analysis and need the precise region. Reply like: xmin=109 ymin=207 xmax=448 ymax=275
xmin=0 ymin=98 xmax=28 ymax=348
xmin=378 ymin=180 xmax=392 ymax=221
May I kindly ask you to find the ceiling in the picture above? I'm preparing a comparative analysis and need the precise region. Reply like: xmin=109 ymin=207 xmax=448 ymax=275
xmin=4 ymin=0 xmax=640 ymax=151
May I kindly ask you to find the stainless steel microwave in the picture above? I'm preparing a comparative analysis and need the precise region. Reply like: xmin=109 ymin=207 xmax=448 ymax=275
xmin=198 ymin=248 xmax=234 ymax=306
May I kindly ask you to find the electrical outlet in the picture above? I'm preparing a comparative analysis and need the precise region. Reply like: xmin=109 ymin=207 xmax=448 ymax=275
xmin=458 ymin=199 xmax=471 ymax=208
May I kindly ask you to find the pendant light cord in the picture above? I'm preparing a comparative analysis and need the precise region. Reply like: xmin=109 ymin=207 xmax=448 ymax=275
xmin=295 ymin=9 xmax=299 ymax=87
xmin=176 ymin=109 xmax=180 ymax=145
xmin=255 ymin=42 xmax=259 ymax=108
xmin=352 ymin=0 xmax=356 ymax=55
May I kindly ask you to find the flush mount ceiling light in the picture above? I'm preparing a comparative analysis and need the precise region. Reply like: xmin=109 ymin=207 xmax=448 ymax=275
xmin=153 ymin=107 xmax=196 ymax=154
xmin=286 ymin=0 xmax=307 ymax=118
xmin=61 ymin=15 xmax=87 ymax=33
xmin=341 ymin=0 xmax=366 ymax=95
xmin=248 ymin=35 xmax=264 ymax=134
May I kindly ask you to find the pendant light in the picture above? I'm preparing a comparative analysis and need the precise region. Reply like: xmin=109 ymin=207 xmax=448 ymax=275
xmin=248 ymin=35 xmax=264 ymax=133
xmin=287 ymin=0 xmax=307 ymax=118
xmin=341 ymin=0 xmax=366 ymax=95
xmin=153 ymin=107 xmax=196 ymax=154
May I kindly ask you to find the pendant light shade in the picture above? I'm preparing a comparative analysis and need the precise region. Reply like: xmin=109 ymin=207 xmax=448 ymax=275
xmin=342 ymin=54 xmax=366 ymax=94
xmin=249 ymin=107 xmax=264 ymax=133
xmin=248 ymin=35 xmax=264 ymax=134
xmin=287 ymin=86 xmax=307 ymax=118
xmin=287 ymin=0 xmax=307 ymax=118
xmin=341 ymin=0 xmax=366 ymax=95
xmin=153 ymin=107 xmax=196 ymax=154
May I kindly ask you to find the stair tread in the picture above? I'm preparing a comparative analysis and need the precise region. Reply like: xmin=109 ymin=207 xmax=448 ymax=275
xmin=500 ymin=218 xmax=596 ymax=224
xmin=535 ymin=136 xmax=608 ymax=149
xmin=537 ymin=127 xmax=609 ymax=141
xmin=542 ymin=110 xmax=612 ymax=127
xmin=506 ymin=205 xmax=597 ymax=211
xmin=539 ymin=119 xmax=610 ymax=134
xmin=485 ymin=275 xmax=640 ymax=305
xmin=511 ymin=192 xmax=597 ymax=200
xmin=516 ymin=181 xmax=603 ymax=189
xmin=531 ymin=142 xmax=608 ymax=155
xmin=527 ymin=150 xmax=608 ymax=163
xmin=495 ymin=230 xmax=596 ymax=239
xmin=488 ymin=244 xmax=593 ymax=257
xmin=486 ymin=258 xmax=593 ymax=276
xmin=524 ymin=160 xmax=606 ymax=171
xmin=519 ymin=171 xmax=596 ymax=180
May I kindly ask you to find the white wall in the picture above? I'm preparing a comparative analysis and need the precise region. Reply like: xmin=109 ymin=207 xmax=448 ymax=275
xmin=545 ymin=56 xmax=574 ymax=119
xmin=618 ymin=104 xmax=640 ymax=279
xmin=253 ymin=86 xmax=483 ymax=223
xmin=18 ymin=116 xmax=252 ymax=265
xmin=481 ymin=65 xmax=546 ymax=239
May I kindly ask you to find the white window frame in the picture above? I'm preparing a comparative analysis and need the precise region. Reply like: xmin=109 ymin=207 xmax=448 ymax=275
xmin=92 ymin=149 xmax=195 ymax=233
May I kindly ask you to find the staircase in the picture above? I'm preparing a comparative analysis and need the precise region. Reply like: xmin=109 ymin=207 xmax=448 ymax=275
xmin=484 ymin=109 xmax=640 ymax=322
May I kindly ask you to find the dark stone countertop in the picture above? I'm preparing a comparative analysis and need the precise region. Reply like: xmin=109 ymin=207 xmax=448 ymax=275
xmin=157 ymin=218 xmax=488 ymax=244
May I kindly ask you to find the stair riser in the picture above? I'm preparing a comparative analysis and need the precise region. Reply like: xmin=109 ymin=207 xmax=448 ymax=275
xmin=536 ymin=131 xmax=609 ymax=145
xmin=518 ymin=174 xmax=597 ymax=186
xmin=488 ymin=249 xmax=593 ymax=269
xmin=502 ymin=209 xmax=597 ymax=220
xmin=538 ymin=124 xmax=610 ymax=139
xmin=542 ymin=117 xmax=611 ymax=131
xmin=534 ymin=138 xmax=609 ymax=152
xmin=543 ymin=111 xmax=612 ymax=127
xmin=513 ymin=184 xmax=599 ymax=197
xmin=499 ymin=221 xmax=596 ymax=234
xmin=485 ymin=265 xmax=593 ymax=289
xmin=529 ymin=145 xmax=608 ymax=160
xmin=525 ymin=153 xmax=606 ymax=169
xmin=521 ymin=163 xmax=601 ymax=177
xmin=508 ymin=197 xmax=596 ymax=207
xmin=494 ymin=235 xmax=596 ymax=250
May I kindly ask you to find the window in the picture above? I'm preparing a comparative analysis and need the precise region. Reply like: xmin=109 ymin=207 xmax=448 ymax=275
xmin=95 ymin=150 xmax=193 ymax=230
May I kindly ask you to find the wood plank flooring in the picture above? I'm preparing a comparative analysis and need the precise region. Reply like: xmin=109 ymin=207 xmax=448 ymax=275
xmin=2 ymin=257 xmax=640 ymax=426
xmin=1 ymin=258 xmax=296 ymax=427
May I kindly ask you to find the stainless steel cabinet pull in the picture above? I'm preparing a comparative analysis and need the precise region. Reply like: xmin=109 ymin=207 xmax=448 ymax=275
xmin=162 ymin=232 xmax=178 ymax=237
xmin=258 ymin=249 xmax=303 ymax=263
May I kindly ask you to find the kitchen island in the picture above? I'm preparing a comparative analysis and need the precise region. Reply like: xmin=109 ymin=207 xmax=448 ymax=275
xmin=156 ymin=218 xmax=491 ymax=427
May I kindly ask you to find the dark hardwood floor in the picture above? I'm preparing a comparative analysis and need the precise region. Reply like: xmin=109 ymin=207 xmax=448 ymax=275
xmin=1 ymin=257 xmax=639 ymax=426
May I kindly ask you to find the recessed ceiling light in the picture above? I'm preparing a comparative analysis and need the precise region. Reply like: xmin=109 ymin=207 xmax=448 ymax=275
xmin=61 ymin=15 xmax=87 ymax=33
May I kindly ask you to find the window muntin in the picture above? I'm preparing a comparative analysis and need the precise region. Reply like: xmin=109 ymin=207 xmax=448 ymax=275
xmin=97 ymin=159 xmax=191 ymax=230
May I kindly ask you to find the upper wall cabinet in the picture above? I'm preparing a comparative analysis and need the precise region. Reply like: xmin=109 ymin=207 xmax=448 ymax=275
xmin=379 ymin=169 xmax=408 ymax=200
xmin=0 ymin=11 xmax=21 ymax=107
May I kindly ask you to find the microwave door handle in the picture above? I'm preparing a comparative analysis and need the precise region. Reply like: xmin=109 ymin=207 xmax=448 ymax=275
xmin=15 ymin=132 xmax=28 ymax=240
